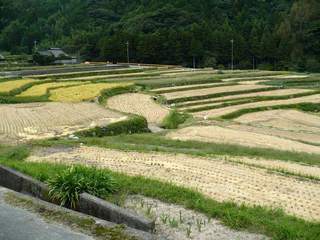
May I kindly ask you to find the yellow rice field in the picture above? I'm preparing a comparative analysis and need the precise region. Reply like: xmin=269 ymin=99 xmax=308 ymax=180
xmin=0 ymin=79 xmax=36 ymax=93
xmin=49 ymin=82 xmax=132 ymax=102
xmin=17 ymin=81 xmax=88 ymax=97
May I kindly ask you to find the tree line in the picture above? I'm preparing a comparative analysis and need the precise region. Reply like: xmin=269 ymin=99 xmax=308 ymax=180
xmin=0 ymin=0 xmax=319 ymax=71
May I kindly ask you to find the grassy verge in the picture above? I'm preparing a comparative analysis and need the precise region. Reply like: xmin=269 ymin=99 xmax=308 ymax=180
xmin=219 ymin=102 xmax=320 ymax=120
xmin=33 ymin=134 xmax=320 ymax=167
xmin=0 ymin=146 xmax=319 ymax=240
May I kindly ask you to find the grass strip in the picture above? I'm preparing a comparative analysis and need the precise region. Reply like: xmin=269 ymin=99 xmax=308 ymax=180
xmin=0 ymin=150 xmax=319 ymax=240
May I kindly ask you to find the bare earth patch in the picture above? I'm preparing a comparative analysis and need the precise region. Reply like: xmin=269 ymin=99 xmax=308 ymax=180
xmin=124 ymin=195 xmax=268 ymax=240
xmin=27 ymin=146 xmax=320 ymax=221
xmin=0 ymin=103 xmax=125 ymax=142
xmin=107 ymin=93 xmax=170 ymax=124
xmin=167 ymin=125 xmax=320 ymax=154
xmin=194 ymin=94 xmax=320 ymax=118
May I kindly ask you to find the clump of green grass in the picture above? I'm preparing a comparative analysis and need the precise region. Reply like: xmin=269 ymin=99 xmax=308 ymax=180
xmin=48 ymin=166 xmax=117 ymax=208
xmin=161 ymin=110 xmax=190 ymax=129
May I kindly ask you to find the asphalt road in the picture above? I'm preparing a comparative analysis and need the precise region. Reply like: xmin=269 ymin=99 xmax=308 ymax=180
xmin=0 ymin=187 xmax=94 ymax=240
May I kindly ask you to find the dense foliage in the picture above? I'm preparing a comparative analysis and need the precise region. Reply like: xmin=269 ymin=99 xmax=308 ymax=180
xmin=48 ymin=166 xmax=117 ymax=208
xmin=0 ymin=0 xmax=319 ymax=71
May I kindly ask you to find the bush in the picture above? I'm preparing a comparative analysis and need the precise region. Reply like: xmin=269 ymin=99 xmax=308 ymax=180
xmin=77 ymin=115 xmax=150 ymax=137
xmin=161 ymin=110 xmax=190 ymax=129
xmin=48 ymin=166 xmax=117 ymax=208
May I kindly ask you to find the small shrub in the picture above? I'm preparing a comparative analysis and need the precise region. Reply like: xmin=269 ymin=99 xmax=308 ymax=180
xmin=48 ymin=166 xmax=117 ymax=208
xmin=161 ymin=110 xmax=190 ymax=129
xmin=77 ymin=115 xmax=150 ymax=137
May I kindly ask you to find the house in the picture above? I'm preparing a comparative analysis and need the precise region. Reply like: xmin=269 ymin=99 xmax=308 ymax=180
xmin=36 ymin=48 xmax=78 ymax=65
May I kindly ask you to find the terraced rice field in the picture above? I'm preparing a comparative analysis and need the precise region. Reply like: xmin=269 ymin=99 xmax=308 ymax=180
xmin=0 ymin=102 xmax=125 ymax=142
xmin=27 ymin=146 xmax=320 ymax=221
xmin=49 ymin=82 xmax=132 ymax=102
xmin=107 ymin=93 xmax=170 ymax=124
xmin=193 ymin=94 xmax=320 ymax=118
xmin=17 ymin=81 xmax=88 ymax=97
xmin=0 ymin=79 xmax=36 ymax=93
xmin=167 ymin=125 xmax=320 ymax=154
xmin=177 ymin=88 xmax=313 ymax=110
xmin=236 ymin=110 xmax=320 ymax=133
xmin=163 ymin=84 xmax=272 ymax=100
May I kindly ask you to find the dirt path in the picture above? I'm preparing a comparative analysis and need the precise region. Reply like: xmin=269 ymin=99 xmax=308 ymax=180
xmin=194 ymin=94 xmax=320 ymax=118
xmin=0 ymin=103 xmax=125 ymax=142
xmin=28 ymin=146 xmax=320 ymax=221
xmin=167 ymin=125 xmax=320 ymax=154
xmin=107 ymin=93 xmax=170 ymax=124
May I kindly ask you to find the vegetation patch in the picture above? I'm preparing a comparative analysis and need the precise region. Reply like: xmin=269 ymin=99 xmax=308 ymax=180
xmin=161 ymin=110 xmax=190 ymax=129
xmin=48 ymin=166 xmax=117 ymax=208
xmin=76 ymin=115 xmax=150 ymax=137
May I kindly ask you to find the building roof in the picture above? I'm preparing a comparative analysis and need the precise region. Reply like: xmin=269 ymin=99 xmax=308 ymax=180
xmin=38 ymin=48 xmax=69 ymax=58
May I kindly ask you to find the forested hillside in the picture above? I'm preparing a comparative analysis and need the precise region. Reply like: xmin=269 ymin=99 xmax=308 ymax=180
xmin=0 ymin=0 xmax=319 ymax=71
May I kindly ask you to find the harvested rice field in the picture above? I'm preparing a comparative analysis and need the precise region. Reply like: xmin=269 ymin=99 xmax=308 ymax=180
xmin=0 ymin=79 xmax=36 ymax=93
xmin=49 ymin=82 xmax=132 ymax=102
xmin=107 ymin=93 xmax=170 ymax=124
xmin=177 ymin=88 xmax=314 ymax=110
xmin=167 ymin=125 xmax=320 ymax=154
xmin=193 ymin=94 xmax=320 ymax=118
xmin=0 ymin=102 xmax=125 ymax=142
xmin=17 ymin=81 xmax=88 ymax=97
xmin=2 ymin=66 xmax=320 ymax=238
xmin=163 ymin=84 xmax=272 ymax=100
xmin=27 ymin=146 xmax=320 ymax=221
xmin=235 ymin=110 xmax=320 ymax=133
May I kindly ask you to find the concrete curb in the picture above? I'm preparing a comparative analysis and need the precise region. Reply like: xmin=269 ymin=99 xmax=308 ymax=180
xmin=0 ymin=165 xmax=155 ymax=233
xmin=79 ymin=193 xmax=155 ymax=232
xmin=2 ymin=187 xmax=154 ymax=240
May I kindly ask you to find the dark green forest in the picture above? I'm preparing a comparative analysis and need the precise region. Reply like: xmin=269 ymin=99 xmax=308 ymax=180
xmin=0 ymin=0 xmax=319 ymax=71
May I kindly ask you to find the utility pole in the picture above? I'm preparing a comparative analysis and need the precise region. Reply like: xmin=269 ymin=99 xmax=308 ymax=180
xmin=253 ymin=56 xmax=255 ymax=71
xmin=231 ymin=39 xmax=234 ymax=71
xmin=126 ymin=41 xmax=130 ymax=64
xmin=193 ymin=56 xmax=196 ymax=70
xmin=34 ymin=40 xmax=38 ymax=51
